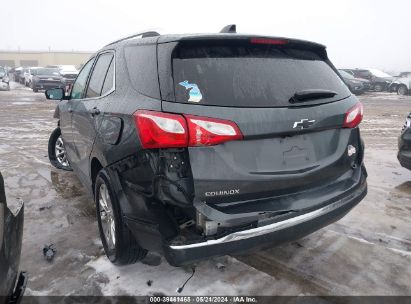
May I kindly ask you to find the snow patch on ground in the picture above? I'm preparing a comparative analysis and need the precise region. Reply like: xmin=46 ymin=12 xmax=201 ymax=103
xmin=87 ymin=255 xmax=281 ymax=296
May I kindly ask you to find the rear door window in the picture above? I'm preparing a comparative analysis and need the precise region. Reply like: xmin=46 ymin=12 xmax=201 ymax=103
xmin=171 ymin=41 xmax=350 ymax=107
xmin=86 ymin=52 xmax=114 ymax=98
xmin=101 ymin=59 xmax=114 ymax=96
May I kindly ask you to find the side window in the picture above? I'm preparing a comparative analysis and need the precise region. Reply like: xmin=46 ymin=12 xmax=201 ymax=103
xmin=71 ymin=58 xmax=94 ymax=100
xmin=101 ymin=58 xmax=114 ymax=96
xmin=86 ymin=52 xmax=114 ymax=98
xmin=124 ymin=45 xmax=160 ymax=99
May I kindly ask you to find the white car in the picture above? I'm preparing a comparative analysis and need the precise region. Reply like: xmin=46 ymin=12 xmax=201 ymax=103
xmin=390 ymin=72 xmax=411 ymax=95
xmin=0 ymin=66 xmax=10 ymax=91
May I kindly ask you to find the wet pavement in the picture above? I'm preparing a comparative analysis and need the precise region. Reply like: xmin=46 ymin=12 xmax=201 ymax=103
xmin=0 ymin=83 xmax=410 ymax=295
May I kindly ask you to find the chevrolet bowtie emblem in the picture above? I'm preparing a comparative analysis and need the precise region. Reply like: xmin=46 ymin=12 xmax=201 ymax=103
xmin=293 ymin=119 xmax=316 ymax=129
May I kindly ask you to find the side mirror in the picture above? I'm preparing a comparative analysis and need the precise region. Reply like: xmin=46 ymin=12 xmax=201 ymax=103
xmin=45 ymin=88 xmax=65 ymax=100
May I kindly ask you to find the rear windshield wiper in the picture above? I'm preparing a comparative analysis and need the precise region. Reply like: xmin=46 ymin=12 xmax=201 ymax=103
xmin=289 ymin=89 xmax=337 ymax=103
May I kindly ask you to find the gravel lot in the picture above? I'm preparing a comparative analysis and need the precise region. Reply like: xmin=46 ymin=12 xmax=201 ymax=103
xmin=0 ymin=82 xmax=410 ymax=296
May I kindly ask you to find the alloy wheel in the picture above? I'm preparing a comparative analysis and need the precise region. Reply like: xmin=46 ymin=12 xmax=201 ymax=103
xmin=55 ymin=136 xmax=70 ymax=168
xmin=98 ymin=183 xmax=116 ymax=251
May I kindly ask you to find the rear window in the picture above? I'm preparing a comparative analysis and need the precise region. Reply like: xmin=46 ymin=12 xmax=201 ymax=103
xmin=172 ymin=41 xmax=350 ymax=107
xmin=37 ymin=68 xmax=60 ymax=76
xmin=356 ymin=70 xmax=371 ymax=78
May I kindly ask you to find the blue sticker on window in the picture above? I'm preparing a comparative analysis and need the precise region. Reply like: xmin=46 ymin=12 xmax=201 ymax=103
xmin=179 ymin=80 xmax=202 ymax=103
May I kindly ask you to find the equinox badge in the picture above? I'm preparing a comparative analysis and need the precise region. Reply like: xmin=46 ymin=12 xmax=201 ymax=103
xmin=205 ymin=189 xmax=240 ymax=197
xmin=293 ymin=119 xmax=316 ymax=129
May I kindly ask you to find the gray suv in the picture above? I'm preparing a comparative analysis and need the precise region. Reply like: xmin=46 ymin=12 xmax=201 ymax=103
xmin=45 ymin=26 xmax=368 ymax=266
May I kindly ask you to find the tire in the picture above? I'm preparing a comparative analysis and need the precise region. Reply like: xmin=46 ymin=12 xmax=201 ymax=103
xmin=95 ymin=169 xmax=147 ymax=265
xmin=48 ymin=127 xmax=72 ymax=171
xmin=397 ymin=85 xmax=408 ymax=96
xmin=374 ymin=83 xmax=383 ymax=92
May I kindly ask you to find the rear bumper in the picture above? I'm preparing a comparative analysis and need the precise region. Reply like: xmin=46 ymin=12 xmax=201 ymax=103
xmin=163 ymin=173 xmax=367 ymax=266
xmin=33 ymin=82 xmax=64 ymax=90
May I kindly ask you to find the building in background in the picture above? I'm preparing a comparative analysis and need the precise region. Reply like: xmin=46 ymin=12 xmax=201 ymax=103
xmin=0 ymin=50 xmax=94 ymax=68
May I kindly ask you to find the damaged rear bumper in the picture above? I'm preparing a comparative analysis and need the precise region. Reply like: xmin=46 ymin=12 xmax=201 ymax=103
xmin=163 ymin=174 xmax=367 ymax=266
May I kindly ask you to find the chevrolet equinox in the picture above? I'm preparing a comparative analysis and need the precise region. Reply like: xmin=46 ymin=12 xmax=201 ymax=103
xmin=46 ymin=25 xmax=368 ymax=266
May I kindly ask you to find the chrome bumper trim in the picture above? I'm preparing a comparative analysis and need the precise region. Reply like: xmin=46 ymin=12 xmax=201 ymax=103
xmin=170 ymin=197 xmax=351 ymax=250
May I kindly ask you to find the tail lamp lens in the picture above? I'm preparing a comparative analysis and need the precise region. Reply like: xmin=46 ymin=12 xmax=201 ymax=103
xmin=343 ymin=102 xmax=363 ymax=128
xmin=134 ymin=110 xmax=188 ymax=148
xmin=134 ymin=110 xmax=243 ymax=149
xmin=185 ymin=115 xmax=243 ymax=146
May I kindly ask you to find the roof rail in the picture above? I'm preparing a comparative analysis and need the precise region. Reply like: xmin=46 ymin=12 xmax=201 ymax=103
xmin=105 ymin=31 xmax=161 ymax=46
xmin=220 ymin=24 xmax=236 ymax=33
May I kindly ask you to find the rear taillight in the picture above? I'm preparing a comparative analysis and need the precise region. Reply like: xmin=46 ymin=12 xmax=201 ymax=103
xmin=134 ymin=110 xmax=243 ymax=149
xmin=185 ymin=115 xmax=243 ymax=146
xmin=134 ymin=110 xmax=188 ymax=149
xmin=343 ymin=102 xmax=363 ymax=128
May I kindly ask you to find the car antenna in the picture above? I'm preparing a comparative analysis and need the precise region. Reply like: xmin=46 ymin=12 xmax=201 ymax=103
xmin=220 ymin=24 xmax=236 ymax=33
xmin=176 ymin=266 xmax=196 ymax=293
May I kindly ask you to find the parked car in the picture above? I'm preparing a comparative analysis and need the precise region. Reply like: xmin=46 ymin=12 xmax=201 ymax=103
xmin=389 ymin=72 xmax=411 ymax=95
xmin=338 ymin=69 xmax=370 ymax=95
xmin=46 ymin=65 xmax=79 ymax=94
xmin=14 ymin=67 xmax=26 ymax=85
xmin=59 ymin=65 xmax=79 ymax=93
xmin=398 ymin=113 xmax=411 ymax=170
xmin=342 ymin=68 xmax=393 ymax=92
xmin=0 ymin=171 xmax=27 ymax=303
xmin=396 ymin=72 xmax=411 ymax=78
xmin=23 ymin=67 xmax=42 ymax=87
xmin=45 ymin=27 xmax=368 ymax=266
xmin=0 ymin=66 xmax=10 ymax=91
xmin=31 ymin=68 xmax=64 ymax=92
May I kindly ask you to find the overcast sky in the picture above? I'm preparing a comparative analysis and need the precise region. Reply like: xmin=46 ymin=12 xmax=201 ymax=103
xmin=1 ymin=0 xmax=410 ymax=73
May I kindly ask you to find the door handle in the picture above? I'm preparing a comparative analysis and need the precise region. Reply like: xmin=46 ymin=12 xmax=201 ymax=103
xmin=90 ymin=107 xmax=100 ymax=116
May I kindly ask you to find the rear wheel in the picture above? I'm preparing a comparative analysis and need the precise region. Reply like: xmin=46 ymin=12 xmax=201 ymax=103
xmin=95 ymin=169 xmax=147 ymax=265
xmin=374 ymin=83 xmax=384 ymax=92
xmin=397 ymin=85 xmax=408 ymax=96
xmin=48 ymin=127 xmax=72 ymax=171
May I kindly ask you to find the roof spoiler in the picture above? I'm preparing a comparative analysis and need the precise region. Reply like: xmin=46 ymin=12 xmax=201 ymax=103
xmin=220 ymin=24 xmax=236 ymax=33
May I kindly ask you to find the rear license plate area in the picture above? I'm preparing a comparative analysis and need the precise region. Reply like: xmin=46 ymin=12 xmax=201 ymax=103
xmin=280 ymin=136 xmax=313 ymax=167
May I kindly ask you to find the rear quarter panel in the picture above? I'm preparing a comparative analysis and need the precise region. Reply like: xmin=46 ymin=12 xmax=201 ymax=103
xmin=91 ymin=44 xmax=162 ymax=169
